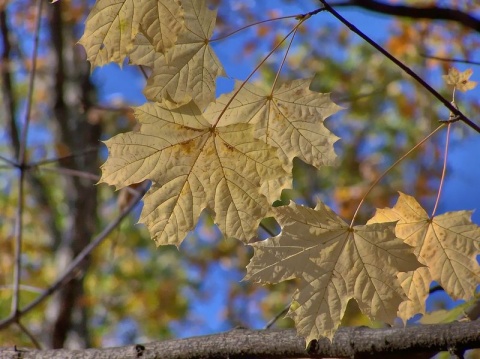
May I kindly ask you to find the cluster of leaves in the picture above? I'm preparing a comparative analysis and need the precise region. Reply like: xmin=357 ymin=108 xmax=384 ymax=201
xmin=80 ymin=0 xmax=480 ymax=343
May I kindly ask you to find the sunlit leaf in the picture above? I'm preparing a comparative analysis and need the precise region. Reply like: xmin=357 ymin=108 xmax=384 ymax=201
xmin=369 ymin=192 xmax=480 ymax=321
xmin=442 ymin=67 xmax=477 ymax=92
xmin=79 ymin=0 xmax=184 ymax=67
xmin=205 ymin=79 xmax=341 ymax=171
xmin=129 ymin=0 xmax=225 ymax=109
xmin=100 ymin=101 xmax=287 ymax=246
xmin=246 ymin=201 xmax=421 ymax=342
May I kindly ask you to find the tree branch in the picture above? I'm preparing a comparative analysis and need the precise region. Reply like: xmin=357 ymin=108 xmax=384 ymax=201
xmin=320 ymin=0 xmax=480 ymax=133
xmin=0 ymin=6 xmax=20 ymax=158
xmin=2 ymin=322 xmax=480 ymax=358
xmin=331 ymin=0 xmax=480 ymax=33
xmin=0 ymin=186 xmax=146 ymax=331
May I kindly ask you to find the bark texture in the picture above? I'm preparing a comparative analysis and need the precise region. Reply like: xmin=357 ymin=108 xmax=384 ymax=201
xmin=2 ymin=322 xmax=480 ymax=359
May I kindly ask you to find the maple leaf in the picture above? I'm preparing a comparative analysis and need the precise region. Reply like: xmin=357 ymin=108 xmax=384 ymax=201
xmin=129 ymin=0 xmax=225 ymax=109
xmin=369 ymin=192 xmax=480 ymax=321
xmin=100 ymin=101 xmax=287 ymax=246
xmin=205 ymin=79 xmax=341 ymax=172
xmin=79 ymin=0 xmax=184 ymax=67
xmin=442 ymin=67 xmax=477 ymax=92
xmin=245 ymin=201 xmax=421 ymax=342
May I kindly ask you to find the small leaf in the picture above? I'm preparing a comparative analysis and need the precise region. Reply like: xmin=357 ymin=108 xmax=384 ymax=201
xmin=442 ymin=67 xmax=477 ymax=92
xmin=129 ymin=0 xmax=225 ymax=109
xmin=246 ymin=201 xmax=421 ymax=342
xmin=369 ymin=192 xmax=480 ymax=321
xmin=79 ymin=0 xmax=184 ymax=68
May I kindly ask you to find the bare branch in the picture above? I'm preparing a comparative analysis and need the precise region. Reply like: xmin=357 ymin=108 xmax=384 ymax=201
xmin=419 ymin=54 xmax=480 ymax=66
xmin=0 ymin=6 xmax=20 ymax=158
xmin=2 ymin=323 xmax=480 ymax=358
xmin=319 ymin=0 xmax=480 ymax=134
xmin=331 ymin=0 xmax=480 ymax=34
xmin=10 ymin=0 xmax=44 ymax=320
xmin=0 ymin=185 xmax=147 ymax=331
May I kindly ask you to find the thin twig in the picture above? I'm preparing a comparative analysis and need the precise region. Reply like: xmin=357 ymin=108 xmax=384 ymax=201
xmin=37 ymin=166 xmax=143 ymax=196
xmin=264 ymin=303 xmax=290 ymax=329
xmin=259 ymin=222 xmax=276 ymax=237
xmin=28 ymin=147 xmax=99 ymax=167
xmin=0 ymin=6 xmax=20 ymax=158
xmin=0 ymin=285 xmax=45 ymax=294
xmin=419 ymin=53 xmax=480 ymax=66
xmin=37 ymin=166 xmax=100 ymax=182
xmin=11 ymin=0 xmax=44 ymax=319
xmin=16 ymin=321 xmax=42 ymax=349
xmin=18 ymin=0 xmax=42 ymax=164
xmin=0 ymin=185 xmax=147 ymax=330
xmin=0 ymin=154 xmax=16 ymax=167
xmin=319 ymin=0 xmax=480 ymax=134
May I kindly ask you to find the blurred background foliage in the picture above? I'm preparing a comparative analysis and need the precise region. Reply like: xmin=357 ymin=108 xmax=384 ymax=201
xmin=0 ymin=0 xmax=479 ymax=351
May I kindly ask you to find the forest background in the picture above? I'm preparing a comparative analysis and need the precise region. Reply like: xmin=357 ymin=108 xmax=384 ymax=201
xmin=0 ymin=0 xmax=479 ymax=353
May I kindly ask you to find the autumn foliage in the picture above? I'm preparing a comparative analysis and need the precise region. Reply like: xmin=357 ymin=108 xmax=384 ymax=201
xmin=78 ymin=0 xmax=480 ymax=345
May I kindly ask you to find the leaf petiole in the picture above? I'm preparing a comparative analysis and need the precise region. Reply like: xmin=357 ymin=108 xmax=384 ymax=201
xmin=350 ymin=124 xmax=445 ymax=227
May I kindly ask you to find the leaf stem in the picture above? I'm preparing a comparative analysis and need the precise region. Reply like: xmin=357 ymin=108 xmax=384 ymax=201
xmin=212 ymin=20 xmax=306 ymax=127
xmin=319 ymin=0 xmax=480 ymax=134
xmin=210 ymin=15 xmax=300 ymax=42
xmin=350 ymin=124 xmax=445 ymax=227
xmin=431 ymin=123 xmax=451 ymax=217
xmin=270 ymin=22 xmax=301 ymax=96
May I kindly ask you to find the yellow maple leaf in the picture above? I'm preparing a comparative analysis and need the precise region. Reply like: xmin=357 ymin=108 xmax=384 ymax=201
xmin=442 ymin=67 xmax=477 ymax=92
xmin=205 ymin=79 xmax=341 ymax=172
xmin=369 ymin=192 xmax=480 ymax=321
xmin=129 ymin=0 xmax=225 ymax=109
xmin=100 ymin=101 xmax=287 ymax=246
xmin=245 ymin=201 xmax=421 ymax=342
xmin=79 ymin=0 xmax=184 ymax=67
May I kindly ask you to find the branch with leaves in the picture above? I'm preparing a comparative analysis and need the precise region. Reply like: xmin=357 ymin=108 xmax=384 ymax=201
xmin=72 ymin=0 xmax=480 ymax=348
xmin=2 ymin=0 xmax=480 ymax=354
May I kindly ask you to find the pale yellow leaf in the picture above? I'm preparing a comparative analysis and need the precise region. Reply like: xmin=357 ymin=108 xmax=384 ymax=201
xmin=79 ymin=0 xmax=184 ymax=67
xmin=369 ymin=192 xmax=480 ymax=321
xmin=442 ymin=67 xmax=477 ymax=92
xmin=259 ymin=176 xmax=290 ymax=204
xmin=100 ymin=101 xmax=287 ymax=246
xmin=205 ymin=79 xmax=341 ymax=171
xmin=139 ymin=0 xmax=185 ymax=54
xmin=396 ymin=268 xmax=431 ymax=321
xmin=129 ymin=0 xmax=225 ymax=109
xmin=246 ymin=201 xmax=421 ymax=341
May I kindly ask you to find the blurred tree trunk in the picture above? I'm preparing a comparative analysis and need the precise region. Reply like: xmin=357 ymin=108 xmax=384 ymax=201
xmin=45 ymin=1 xmax=101 ymax=349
